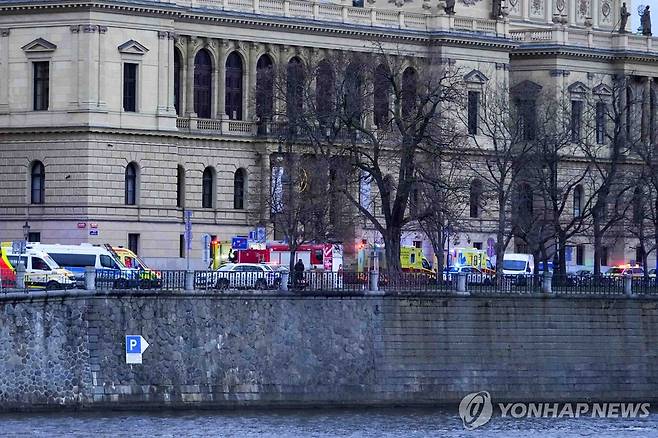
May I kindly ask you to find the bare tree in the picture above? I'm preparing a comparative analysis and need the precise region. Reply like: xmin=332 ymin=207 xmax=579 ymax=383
xmin=264 ymin=45 xmax=466 ymax=271
xmin=466 ymin=81 xmax=536 ymax=279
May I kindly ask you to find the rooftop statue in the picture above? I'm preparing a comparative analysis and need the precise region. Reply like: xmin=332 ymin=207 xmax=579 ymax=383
xmin=444 ymin=0 xmax=455 ymax=15
xmin=619 ymin=2 xmax=631 ymax=34
xmin=641 ymin=6 xmax=652 ymax=36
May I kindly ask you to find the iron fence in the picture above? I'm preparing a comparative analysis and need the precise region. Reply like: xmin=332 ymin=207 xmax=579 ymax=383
xmin=378 ymin=271 xmax=454 ymax=293
xmin=552 ymin=275 xmax=626 ymax=297
xmin=468 ymin=274 xmax=542 ymax=295
xmin=632 ymin=278 xmax=658 ymax=296
xmin=0 ymin=269 xmax=76 ymax=294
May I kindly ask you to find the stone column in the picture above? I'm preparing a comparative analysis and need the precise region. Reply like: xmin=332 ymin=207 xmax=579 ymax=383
xmin=157 ymin=31 xmax=170 ymax=115
xmin=259 ymin=150 xmax=271 ymax=224
xmin=246 ymin=42 xmax=259 ymax=121
xmin=642 ymin=77 xmax=652 ymax=144
xmin=545 ymin=0 xmax=554 ymax=24
xmin=77 ymin=25 xmax=101 ymax=111
xmin=591 ymin=0 xmax=600 ymax=28
xmin=211 ymin=39 xmax=220 ymax=119
xmin=619 ymin=75 xmax=627 ymax=139
xmin=186 ymin=36 xmax=196 ymax=116
xmin=167 ymin=33 xmax=176 ymax=114
xmin=0 ymin=29 xmax=8 ymax=114
xmin=217 ymin=39 xmax=228 ymax=119
xmin=97 ymin=26 xmax=107 ymax=110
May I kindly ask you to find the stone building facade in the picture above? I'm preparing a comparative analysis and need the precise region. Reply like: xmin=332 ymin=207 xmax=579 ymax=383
xmin=0 ymin=0 xmax=656 ymax=269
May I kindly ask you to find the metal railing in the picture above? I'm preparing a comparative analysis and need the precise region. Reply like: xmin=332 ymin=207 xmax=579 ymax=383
xmin=2 ymin=267 xmax=658 ymax=300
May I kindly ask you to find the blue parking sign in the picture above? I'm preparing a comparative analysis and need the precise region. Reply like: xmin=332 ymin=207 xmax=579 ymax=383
xmin=126 ymin=335 xmax=141 ymax=354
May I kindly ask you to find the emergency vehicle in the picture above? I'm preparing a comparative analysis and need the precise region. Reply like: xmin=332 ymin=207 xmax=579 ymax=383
xmin=111 ymin=245 xmax=161 ymax=288
xmin=0 ymin=242 xmax=76 ymax=290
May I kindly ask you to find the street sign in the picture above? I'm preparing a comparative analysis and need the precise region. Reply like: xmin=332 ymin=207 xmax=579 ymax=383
xmin=201 ymin=234 xmax=211 ymax=264
xmin=89 ymin=230 xmax=99 ymax=236
xmin=125 ymin=335 xmax=150 ymax=365
xmin=232 ymin=237 xmax=248 ymax=250
xmin=184 ymin=210 xmax=193 ymax=251
xmin=256 ymin=226 xmax=266 ymax=243
xmin=12 ymin=240 xmax=26 ymax=254
xmin=77 ymin=222 xmax=87 ymax=229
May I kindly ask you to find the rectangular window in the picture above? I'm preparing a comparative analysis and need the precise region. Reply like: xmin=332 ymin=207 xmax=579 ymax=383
xmin=123 ymin=63 xmax=138 ymax=112
xmin=33 ymin=62 xmax=49 ymax=111
xmin=570 ymin=100 xmax=582 ymax=143
xmin=467 ymin=91 xmax=479 ymax=135
xmin=128 ymin=233 xmax=140 ymax=255
xmin=473 ymin=242 xmax=482 ymax=250
xmin=27 ymin=232 xmax=41 ymax=243
xmin=635 ymin=247 xmax=645 ymax=266
xmin=576 ymin=244 xmax=585 ymax=266
xmin=596 ymin=102 xmax=606 ymax=144
xmin=600 ymin=246 xmax=609 ymax=267
xmin=518 ymin=99 xmax=536 ymax=140
xmin=179 ymin=235 xmax=185 ymax=258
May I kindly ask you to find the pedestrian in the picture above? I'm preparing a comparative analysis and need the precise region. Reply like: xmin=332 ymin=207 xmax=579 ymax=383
xmin=294 ymin=258 xmax=305 ymax=288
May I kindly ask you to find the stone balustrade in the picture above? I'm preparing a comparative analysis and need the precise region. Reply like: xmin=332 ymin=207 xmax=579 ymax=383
xmin=176 ymin=116 xmax=256 ymax=135
xmin=511 ymin=28 xmax=656 ymax=52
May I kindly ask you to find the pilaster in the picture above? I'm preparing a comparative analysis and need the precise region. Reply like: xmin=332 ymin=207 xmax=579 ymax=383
xmin=0 ymin=29 xmax=10 ymax=114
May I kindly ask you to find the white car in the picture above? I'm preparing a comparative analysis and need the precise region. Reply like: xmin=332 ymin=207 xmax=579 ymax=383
xmin=649 ymin=269 xmax=656 ymax=279
xmin=204 ymin=263 xmax=279 ymax=290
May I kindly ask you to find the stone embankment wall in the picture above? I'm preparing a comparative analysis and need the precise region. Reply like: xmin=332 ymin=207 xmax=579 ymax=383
xmin=1 ymin=292 xmax=657 ymax=411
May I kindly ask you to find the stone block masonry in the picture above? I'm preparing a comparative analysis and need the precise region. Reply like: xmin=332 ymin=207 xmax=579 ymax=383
xmin=0 ymin=293 xmax=657 ymax=411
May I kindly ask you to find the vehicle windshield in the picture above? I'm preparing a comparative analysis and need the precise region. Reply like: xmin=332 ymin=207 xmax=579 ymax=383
xmin=218 ymin=264 xmax=235 ymax=271
xmin=41 ymin=254 xmax=58 ymax=268
xmin=449 ymin=267 xmax=459 ymax=273
xmin=607 ymin=268 xmax=624 ymax=274
xmin=503 ymin=260 xmax=527 ymax=271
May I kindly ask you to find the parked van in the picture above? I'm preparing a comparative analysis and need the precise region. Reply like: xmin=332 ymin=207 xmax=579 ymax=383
xmin=502 ymin=253 xmax=535 ymax=276
xmin=0 ymin=243 xmax=75 ymax=289
xmin=28 ymin=243 xmax=138 ymax=288
xmin=111 ymin=246 xmax=160 ymax=288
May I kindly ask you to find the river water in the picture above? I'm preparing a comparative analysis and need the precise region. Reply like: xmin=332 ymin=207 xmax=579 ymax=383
xmin=1 ymin=408 xmax=657 ymax=437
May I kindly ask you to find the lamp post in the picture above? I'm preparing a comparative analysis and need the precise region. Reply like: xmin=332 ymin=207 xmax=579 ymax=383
xmin=22 ymin=221 xmax=30 ymax=243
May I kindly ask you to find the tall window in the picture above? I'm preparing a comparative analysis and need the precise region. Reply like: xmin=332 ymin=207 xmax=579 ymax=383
xmin=256 ymin=54 xmax=274 ymax=122
xmin=128 ymin=233 xmax=140 ymax=255
xmin=286 ymin=57 xmax=304 ymax=121
xmin=401 ymin=67 xmax=417 ymax=119
xmin=316 ymin=60 xmax=335 ymax=124
xmin=600 ymin=246 xmax=609 ymax=267
xmin=573 ymin=185 xmax=583 ymax=217
xmin=517 ymin=99 xmax=536 ymax=140
xmin=625 ymin=87 xmax=633 ymax=137
xmin=570 ymin=100 xmax=582 ymax=142
xmin=374 ymin=64 xmax=390 ymax=127
xmin=125 ymin=163 xmax=138 ymax=205
xmin=123 ymin=63 xmax=138 ymax=112
xmin=468 ymin=91 xmax=480 ymax=135
xmin=225 ymin=52 xmax=243 ymax=120
xmin=202 ymin=166 xmax=214 ymax=208
xmin=33 ymin=61 xmax=49 ymax=111
xmin=596 ymin=101 xmax=606 ymax=144
xmin=636 ymin=246 xmax=645 ymax=266
xmin=632 ymin=187 xmax=643 ymax=224
xmin=176 ymin=165 xmax=185 ymax=208
xmin=344 ymin=62 xmax=363 ymax=127
xmin=576 ymin=245 xmax=585 ymax=266
xmin=651 ymin=90 xmax=656 ymax=143
xmin=233 ymin=168 xmax=246 ymax=210
xmin=30 ymin=161 xmax=45 ymax=204
xmin=194 ymin=49 xmax=212 ymax=119
xmin=469 ymin=179 xmax=482 ymax=218
xmin=519 ymin=183 xmax=534 ymax=216
xmin=173 ymin=49 xmax=182 ymax=115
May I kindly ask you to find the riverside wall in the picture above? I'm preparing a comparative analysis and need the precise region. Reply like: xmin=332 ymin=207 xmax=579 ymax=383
xmin=1 ymin=291 xmax=657 ymax=411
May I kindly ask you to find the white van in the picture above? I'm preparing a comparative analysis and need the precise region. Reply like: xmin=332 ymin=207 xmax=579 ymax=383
xmin=502 ymin=253 xmax=535 ymax=276
xmin=28 ymin=243 xmax=133 ymax=288
xmin=4 ymin=249 xmax=76 ymax=289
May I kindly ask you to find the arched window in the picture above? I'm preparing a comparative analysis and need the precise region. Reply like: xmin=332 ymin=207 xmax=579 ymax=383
xmin=316 ymin=60 xmax=335 ymax=123
xmin=374 ymin=64 xmax=390 ymax=127
xmin=202 ymin=166 xmax=215 ymax=209
xmin=125 ymin=162 xmax=138 ymax=205
xmin=30 ymin=161 xmax=45 ymax=204
xmin=287 ymin=57 xmax=304 ymax=121
xmin=173 ymin=48 xmax=182 ymax=116
xmin=401 ymin=67 xmax=418 ymax=119
xmin=469 ymin=179 xmax=482 ymax=218
xmin=225 ymin=52 xmax=243 ymax=120
xmin=573 ymin=185 xmax=583 ymax=217
xmin=194 ymin=49 xmax=212 ymax=119
xmin=256 ymin=54 xmax=274 ymax=122
xmin=344 ymin=62 xmax=363 ymax=126
xmin=176 ymin=165 xmax=185 ymax=208
xmin=233 ymin=168 xmax=246 ymax=210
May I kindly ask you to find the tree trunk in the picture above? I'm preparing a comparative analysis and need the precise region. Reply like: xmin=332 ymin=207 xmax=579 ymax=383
xmin=593 ymin=219 xmax=602 ymax=278
xmin=384 ymin=228 xmax=402 ymax=272
xmin=557 ymin=232 xmax=567 ymax=277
